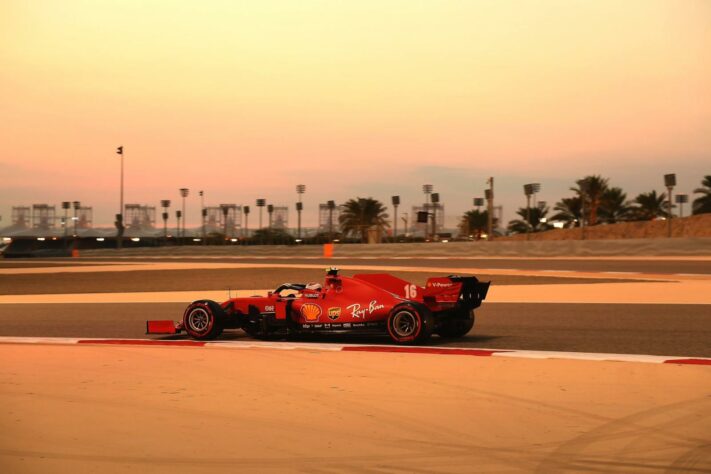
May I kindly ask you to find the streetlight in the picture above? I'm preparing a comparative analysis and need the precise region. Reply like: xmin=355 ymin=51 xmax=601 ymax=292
xmin=256 ymin=199 xmax=266 ymax=229
xmin=422 ymin=185 xmax=433 ymax=240
xmin=175 ymin=209 xmax=182 ymax=242
xmin=486 ymin=177 xmax=494 ymax=240
xmin=61 ymin=201 xmax=70 ymax=239
xmin=391 ymin=196 xmax=400 ymax=241
xmin=116 ymin=146 xmax=124 ymax=250
xmin=243 ymin=205 xmax=250 ymax=238
xmin=160 ymin=200 xmax=171 ymax=242
xmin=72 ymin=201 xmax=81 ymax=236
xmin=327 ymin=200 xmax=336 ymax=242
xmin=199 ymin=190 xmax=205 ymax=241
xmin=431 ymin=193 xmax=440 ymax=240
xmin=664 ymin=174 xmax=676 ymax=238
xmin=179 ymin=188 xmax=189 ymax=238
xmin=473 ymin=198 xmax=484 ymax=212
xmin=675 ymin=194 xmax=689 ymax=218
xmin=220 ymin=204 xmax=230 ymax=239
xmin=267 ymin=204 xmax=274 ymax=230
xmin=523 ymin=183 xmax=541 ymax=240
xmin=296 ymin=184 xmax=306 ymax=239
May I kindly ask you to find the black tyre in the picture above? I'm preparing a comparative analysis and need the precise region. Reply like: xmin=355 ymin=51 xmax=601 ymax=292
xmin=437 ymin=310 xmax=475 ymax=338
xmin=386 ymin=303 xmax=434 ymax=345
xmin=183 ymin=300 xmax=224 ymax=340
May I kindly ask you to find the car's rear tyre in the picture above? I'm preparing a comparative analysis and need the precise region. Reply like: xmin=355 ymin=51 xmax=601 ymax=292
xmin=437 ymin=310 xmax=475 ymax=338
xmin=386 ymin=303 xmax=434 ymax=345
xmin=183 ymin=300 xmax=224 ymax=340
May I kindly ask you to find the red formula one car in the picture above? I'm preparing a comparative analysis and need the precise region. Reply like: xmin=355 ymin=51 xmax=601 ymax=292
xmin=147 ymin=268 xmax=490 ymax=345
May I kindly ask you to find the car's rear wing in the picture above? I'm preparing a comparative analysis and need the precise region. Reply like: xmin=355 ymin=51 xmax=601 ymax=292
xmin=423 ymin=276 xmax=490 ymax=310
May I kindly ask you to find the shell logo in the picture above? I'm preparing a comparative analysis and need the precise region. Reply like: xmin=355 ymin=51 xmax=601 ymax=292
xmin=301 ymin=303 xmax=322 ymax=322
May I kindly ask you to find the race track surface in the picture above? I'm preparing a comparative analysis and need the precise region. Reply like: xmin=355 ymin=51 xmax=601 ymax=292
xmin=1 ymin=256 xmax=709 ymax=357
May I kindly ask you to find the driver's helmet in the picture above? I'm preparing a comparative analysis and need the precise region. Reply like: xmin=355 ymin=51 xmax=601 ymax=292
xmin=305 ymin=282 xmax=322 ymax=291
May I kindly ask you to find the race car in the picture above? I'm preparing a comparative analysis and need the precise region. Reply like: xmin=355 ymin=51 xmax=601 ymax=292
xmin=147 ymin=268 xmax=490 ymax=345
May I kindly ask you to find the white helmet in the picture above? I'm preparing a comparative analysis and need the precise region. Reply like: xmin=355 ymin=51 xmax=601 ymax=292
xmin=305 ymin=282 xmax=322 ymax=291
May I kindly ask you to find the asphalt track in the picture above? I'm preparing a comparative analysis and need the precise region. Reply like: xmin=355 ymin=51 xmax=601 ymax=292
xmin=1 ymin=257 xmax=709 ymax=357
xmin=1 ymin=302 xmax=709 ymax=357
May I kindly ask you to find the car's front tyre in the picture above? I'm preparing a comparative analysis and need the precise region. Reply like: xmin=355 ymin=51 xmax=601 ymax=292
xmin=183 ymin=300 xmax=224 ymax=340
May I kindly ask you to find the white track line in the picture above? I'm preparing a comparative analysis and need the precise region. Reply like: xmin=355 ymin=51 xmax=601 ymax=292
xmin=0 ymin=336 xmax=708 ymax=365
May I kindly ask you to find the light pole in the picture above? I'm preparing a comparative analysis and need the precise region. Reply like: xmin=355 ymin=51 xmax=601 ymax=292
xmin=401 ymin=212 xmax=409 ymax=238
xmin=523 ymin=183 xmax=540 ymax=240
xmin=422 ymin=184 xmax=433 ymax=240
xmin=61 ymin=201 xmax=70 ymax=239
xmin=267 ymin=204 xmax=274 ymax=230
xmin=243 ymin=206 xmax=250 ymax=238
xmin=327 ymin=200 xmax=336 ymax=242
xmin=199 ymin=190 xmax=205 ymax=241
xmin=175 ymin=210 xmax=182 ymax=242
xmin=486 ymin=177 xmax=494 ymax=240
xmin=179 ymin=188 xmax=189 ymax=239
xmin=72 ymin=201 xmax=80 ymax=236
xmin=676 ymin=194 xmax=689 ymax=218
xmin=221 ymin=204 xmax=230 ymax=240
xmin=116 ymin=146 xmax=125 ymax=249
xmin=256 ymin=199 xmax=266 ymax=229
xmin=391 ymin=196 xmax=400 ymax=241
xmin=664 ymin=174 xmax=676 ymax=238
xmin=296 ymin=184 xmax=306 ymax=239
xmin=161 ymin=200 xmax=171 ymax=242
xmin=431 ymin=193 xmax=440 ymax=240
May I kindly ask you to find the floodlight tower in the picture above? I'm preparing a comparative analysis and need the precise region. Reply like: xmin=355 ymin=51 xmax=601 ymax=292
xmin=175 ymin=209 xmax=182 ymax=243
xmin=296 ymin=184 xmax=306 ymax=239
xmin=72 ymin=201 xmax=81 ymax=236
xmin=61 ymin=201 xmax=70 ymax=238
xmin=523 ymin=183 xmax=541 ymax=239
xmin=160 ymin=200 xmax=171 ymax=241
xmin=243 ymin=206 xmax=250 ymax=238
xmin=220 ymin=204 xmax=230 ymax=239
xmin=199 ymin=190 xmax=206 ymax=241
xmin=431 ymin=193 xmax=440 ymax=240
xmin=664 ymin=174 xmax=676 ymax=238
xmin=256 ymin=199 xmax=266 ymax=229
xmin=422 ymin=184 xmax=433 ymax=240
xmin=391 ymin=196 xmax=400 ymax=241
xmin=485 ymin=177 xmax=494 ymax=240
xmin=327 ymin=200 xmax=336 ymax=242
xmin=179 ymin=188 xmax=189 ymax=238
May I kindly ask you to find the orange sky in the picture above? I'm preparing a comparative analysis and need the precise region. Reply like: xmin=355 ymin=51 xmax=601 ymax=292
xmin=1 ymin=0 xmax=709 ymax=227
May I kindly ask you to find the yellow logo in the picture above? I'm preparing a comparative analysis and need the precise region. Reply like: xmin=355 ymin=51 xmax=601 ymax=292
xmin=328 ymin=307 xmax=341 ymax=320
xmin=301 ymin=303 xmax=322 ymax=322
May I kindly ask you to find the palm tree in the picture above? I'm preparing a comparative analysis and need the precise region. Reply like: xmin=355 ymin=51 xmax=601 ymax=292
xmin=693 ymin=175 xmax=711 ymax=214
xmin=460 ymin=209 xmax=490 ymax=237
xmin=572 ymin=175 xmax=609 ymax=226
xmin=507 ymin=205 xmax=553 ymax=234
xmin=599 ymin=187 xmax=632 ymax=223
xmin=630 ymin=190 xmax=668 ymax=220
xmin=339 ymin=197 xmax=389 ymax=242
xmin=552 ymin=196 xmax=582 ymax=228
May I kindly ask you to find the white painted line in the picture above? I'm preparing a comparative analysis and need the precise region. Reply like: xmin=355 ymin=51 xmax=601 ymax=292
xmin=0 ymin=336 xmax=708 ymax=365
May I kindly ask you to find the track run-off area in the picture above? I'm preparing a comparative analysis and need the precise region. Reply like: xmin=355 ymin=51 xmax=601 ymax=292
xmin=1 ymin=255 xmax=710 ymax=473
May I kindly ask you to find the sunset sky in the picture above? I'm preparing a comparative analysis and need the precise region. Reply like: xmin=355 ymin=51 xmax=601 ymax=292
xmin=1 ymin=0 xmax=709 ymax=228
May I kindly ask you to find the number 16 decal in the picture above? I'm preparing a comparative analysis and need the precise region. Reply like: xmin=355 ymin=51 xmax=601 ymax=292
xmin=404 ymin=284 xmax=417 ymax=299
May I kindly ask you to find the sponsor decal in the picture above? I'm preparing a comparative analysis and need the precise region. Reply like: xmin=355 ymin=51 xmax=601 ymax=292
xmin=305 ymin=293 xmax=320 ymax=299
xmin=264 ymin=305 xmax=275 ymax=312
xmin=328 ymin=307 xmax=341 ymax=321
xmin=346 ymin=300 xmax=385 ymax=319
xmin=429 ymin=281 xmax=454 ymax=288
xmin=300 ymin=303 xmax=322 ymax=322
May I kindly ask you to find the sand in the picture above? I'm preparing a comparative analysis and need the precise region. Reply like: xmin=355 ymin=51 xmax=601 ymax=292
xmin=1 ymin=343 xmax=709 ymax=473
